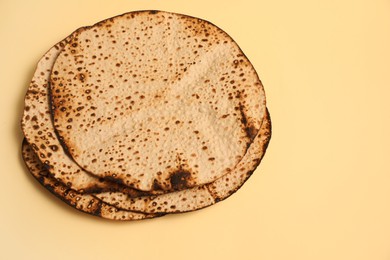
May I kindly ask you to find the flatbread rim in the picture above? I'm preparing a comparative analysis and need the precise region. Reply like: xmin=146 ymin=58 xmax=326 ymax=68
xmin=21 ymin=139 xmax=165 ymax=221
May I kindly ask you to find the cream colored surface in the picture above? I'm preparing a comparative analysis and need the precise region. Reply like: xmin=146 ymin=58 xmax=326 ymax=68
xmin=1 ymin=0 xmax=389 ymax=259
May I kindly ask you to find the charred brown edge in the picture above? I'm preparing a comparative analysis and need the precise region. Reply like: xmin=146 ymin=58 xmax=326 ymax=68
xmin=192 ymin=108 xmax=271 ymax=211
xmin=238 ymin=102 xmax=259 ymax=145
xmin=22 ymin=139 xmax=166 ymax=220
xmin=81 ymin=181 xmax=153 ymax=197
xmin=22 ymin=139 xmax=103 ymax=216
xmin=215 ymin=108 xmax=271 ymax=202
xmin=19 ymin=37 xmax=75 ymax=184
xmin=47 ymin=81 xmax=72 ymax=158
xmin=44 ymin=182 xmax=103 ymax=217
xmin=100 ymin=176 xmax=156 ymax=197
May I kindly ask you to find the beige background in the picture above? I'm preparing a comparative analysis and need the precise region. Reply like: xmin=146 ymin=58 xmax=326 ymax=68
xmin=1 ymin=0 xmax=390 ymax=259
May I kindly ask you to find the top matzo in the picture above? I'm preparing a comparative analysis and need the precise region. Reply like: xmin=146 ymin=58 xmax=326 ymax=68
xmin=50 ymin=11 xmax=266 ymax=192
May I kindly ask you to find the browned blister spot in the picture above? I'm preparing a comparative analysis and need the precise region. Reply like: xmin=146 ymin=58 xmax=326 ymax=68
xmin=78 ymin=73 xmax=86 ymax=82
xmin=169 ymin=170 xmax=192 ymax=190
xmin=245 ymin=125 xmax=258 ymax=142
xmin=152 ymin=179 xmax=163 ymax=191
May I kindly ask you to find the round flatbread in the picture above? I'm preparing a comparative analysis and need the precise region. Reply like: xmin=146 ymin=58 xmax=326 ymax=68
xmin=20 ymin=36 xmax=269 ymax=214
xmin=50 ymin=10 xmax=266 ymax=192
xmin=21 ymin=139 xmax=161 ymax=220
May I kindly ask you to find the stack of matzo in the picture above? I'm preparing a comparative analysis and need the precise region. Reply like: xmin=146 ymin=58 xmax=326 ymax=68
xmin=21 ymin=10 xmax=271 ymax=220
